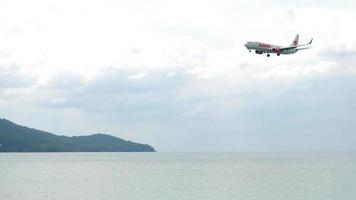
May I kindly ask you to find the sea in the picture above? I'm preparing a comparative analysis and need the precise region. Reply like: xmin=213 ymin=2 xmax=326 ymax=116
xmin=0 ymin=153 xmax=355 ymax=200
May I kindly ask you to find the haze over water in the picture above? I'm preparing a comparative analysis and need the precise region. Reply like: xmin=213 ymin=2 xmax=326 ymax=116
xmin=0 ymin=153 xmax=355 ymax=200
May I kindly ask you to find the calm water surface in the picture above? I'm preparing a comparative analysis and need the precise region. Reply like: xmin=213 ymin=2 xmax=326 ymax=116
xmin=0 ymin=153 xmax=355 ymax=200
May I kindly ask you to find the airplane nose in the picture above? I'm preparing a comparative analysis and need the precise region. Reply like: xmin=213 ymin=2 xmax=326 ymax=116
xmin=244 ymin=43 xmax=248 ymax=48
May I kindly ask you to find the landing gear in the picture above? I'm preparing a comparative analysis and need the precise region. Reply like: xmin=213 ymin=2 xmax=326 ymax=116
xmin=267 ymin=54 xmax=270 ymax=57
xmin=249 ymin=50 xmax=251 ymax=52
xmin=277 ymin=53 xmax=280 ymax=56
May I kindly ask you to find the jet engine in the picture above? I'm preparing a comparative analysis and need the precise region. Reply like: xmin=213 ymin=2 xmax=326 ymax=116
xmin=272 ymin=48 xmax=281 ymax=56
xmin=272 ymin=48 xmax=281 ymax=53
xmin=255 ymin=50 xmax=263 ymax=54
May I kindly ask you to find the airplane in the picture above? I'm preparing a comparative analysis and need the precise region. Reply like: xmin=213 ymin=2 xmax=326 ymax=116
xmin=244 ymin=34 xmax=312 ymax=57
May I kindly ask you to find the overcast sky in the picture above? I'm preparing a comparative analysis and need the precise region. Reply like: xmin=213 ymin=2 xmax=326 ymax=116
xmin=0 ymin=0 xmax=355 ymax=151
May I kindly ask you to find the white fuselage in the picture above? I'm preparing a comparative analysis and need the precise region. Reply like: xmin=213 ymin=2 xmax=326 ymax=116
xmin=244 ymin=42 xmax=297 ymax=55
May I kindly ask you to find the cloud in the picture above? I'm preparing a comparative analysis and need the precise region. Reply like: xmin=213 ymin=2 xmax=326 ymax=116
xmin=36 ymin=67 xmax=192 ymax=115
xmin=0 ymin=63 xmax=36 ymax=100
xmin=0 ymin=0 xmax=355 ymax=151
xmin=318 ymin=42 xmax=356 ymax=73
xmin=3 ymin=59 xmax=350 ymax=151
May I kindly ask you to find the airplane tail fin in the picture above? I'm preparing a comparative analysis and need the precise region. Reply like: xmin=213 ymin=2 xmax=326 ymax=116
xmin=291 ymin=34 xmax=299 ymax=46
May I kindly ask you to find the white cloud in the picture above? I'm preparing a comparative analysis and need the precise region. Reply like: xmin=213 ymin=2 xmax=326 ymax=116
xmin=128 ymin=72 xmax=146 ymax=80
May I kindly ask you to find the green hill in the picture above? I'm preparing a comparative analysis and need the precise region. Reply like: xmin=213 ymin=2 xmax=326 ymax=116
xmin=0 ymin=118 xmax=155 ymax=152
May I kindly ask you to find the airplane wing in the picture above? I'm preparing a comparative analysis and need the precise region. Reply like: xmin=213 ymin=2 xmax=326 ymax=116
xmin=296 ymin=47 xmax=311 ymax=51
xmin=279 ymin=38 xmax=313 ymax=51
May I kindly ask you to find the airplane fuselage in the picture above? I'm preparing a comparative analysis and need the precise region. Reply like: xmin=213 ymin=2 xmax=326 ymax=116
xmin=244 ymin=34 xmax=312 ymax=57
xmin=244 ymin=42 xmax=297 ymax=55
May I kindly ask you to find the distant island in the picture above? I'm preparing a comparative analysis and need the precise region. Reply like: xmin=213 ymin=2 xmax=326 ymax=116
xmin=0 ymin=118 xmax=155 ymax=152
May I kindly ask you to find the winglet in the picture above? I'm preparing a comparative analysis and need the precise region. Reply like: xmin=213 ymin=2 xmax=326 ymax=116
xmin=309 ymin=38 xmax=313 ymax=44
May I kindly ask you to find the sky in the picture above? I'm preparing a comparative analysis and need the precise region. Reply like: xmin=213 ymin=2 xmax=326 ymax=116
xmin=0 ymin=0 xmax=355 ymax=152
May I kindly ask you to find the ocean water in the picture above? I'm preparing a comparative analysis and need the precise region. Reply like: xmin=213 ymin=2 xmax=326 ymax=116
xmin=0 ymin=153 xmax=355 ymax=200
